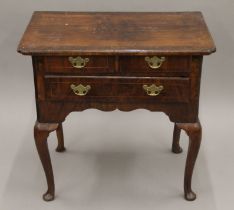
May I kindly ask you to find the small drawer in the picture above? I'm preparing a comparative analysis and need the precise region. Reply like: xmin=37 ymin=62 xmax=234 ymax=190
xmin=120 ymin=56 xmax=190 ymax=76
xmin=44 ymin=56 xmax=115 ymax=74
xmin=45 ymin=77 xmax=190 ymax=103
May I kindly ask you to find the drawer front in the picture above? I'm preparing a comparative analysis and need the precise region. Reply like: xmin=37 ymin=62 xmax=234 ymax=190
xmin=45 ymin=77 xmax=190 ymax=103
xmin=44 ymin=56 xmax=115 ymax=74
xmin=120 ymin=56 xmax=190 ymax=76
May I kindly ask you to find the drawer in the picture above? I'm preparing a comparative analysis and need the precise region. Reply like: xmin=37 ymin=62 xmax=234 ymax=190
xmin=120 ymin=56 xmax=190 ymax=76
xmin=45 ymin=77 xmax=190 ymax=103
xmin=44 ymin=56 xmax=115 ymax=74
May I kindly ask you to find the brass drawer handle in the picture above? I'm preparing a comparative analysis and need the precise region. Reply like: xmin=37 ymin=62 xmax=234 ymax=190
xmin=143 ymin=84 xmax=164 ymax=96
xmin=68 ymin=56 xmax=89 ymax=68
xmin=145 ymin=56 xmax=165 ymax=69
xmin=70 ymin=84 xmax=91 ymax=96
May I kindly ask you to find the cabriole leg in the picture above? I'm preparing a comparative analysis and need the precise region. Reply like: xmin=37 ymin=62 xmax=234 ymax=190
xmin=56 ymin=123 xmax=66 ymax=152
xmin=177 ymin=121 xmax=202 ymax=201
xmin=172 ymin=123 xmax=183 ymax=153
xmin=34 ymin=121 xmax=59 ymax=201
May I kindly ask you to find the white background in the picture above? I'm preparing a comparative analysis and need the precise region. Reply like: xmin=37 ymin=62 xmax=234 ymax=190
xmin=0 ymin=0 xmax=234 ymax=209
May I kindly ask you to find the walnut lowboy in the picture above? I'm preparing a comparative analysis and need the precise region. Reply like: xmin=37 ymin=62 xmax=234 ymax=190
xmin=17 ymin=12 xmax=216 ymax=202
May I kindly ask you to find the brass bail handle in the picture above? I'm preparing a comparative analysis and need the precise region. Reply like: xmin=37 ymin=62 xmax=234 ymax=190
xmin=70 ymin=84 xmax=91 ymax=96
xmin=145 ymin=56 xmax=166 ymax=69
xmin=68 ymin=56 xmax=89 ymax=69
xmin=143 ymin=84 xmax=164 ymax=96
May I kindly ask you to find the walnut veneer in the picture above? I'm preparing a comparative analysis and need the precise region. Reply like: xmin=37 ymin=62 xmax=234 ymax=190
xmin=17 ymin=11 xmax=216 ymax=202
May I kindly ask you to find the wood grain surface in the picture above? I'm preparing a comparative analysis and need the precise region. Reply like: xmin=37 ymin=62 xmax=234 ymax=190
xmin=18 ymin=12 xmax=216 ymax=56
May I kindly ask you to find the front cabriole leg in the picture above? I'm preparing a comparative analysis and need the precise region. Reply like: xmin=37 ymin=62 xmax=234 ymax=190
xmin=176 ymin=120 xmax=202 ymax=201
xmin=34 ymin=121 xmax=59 ymax=201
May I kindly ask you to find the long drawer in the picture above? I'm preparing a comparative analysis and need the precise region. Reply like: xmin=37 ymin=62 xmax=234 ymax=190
xmin=45 ymin=77 xmax=190 ymax=103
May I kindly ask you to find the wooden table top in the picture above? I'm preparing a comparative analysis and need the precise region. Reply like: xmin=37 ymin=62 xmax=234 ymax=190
xmin=17 ymin=11 xmax=216 ymax=56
